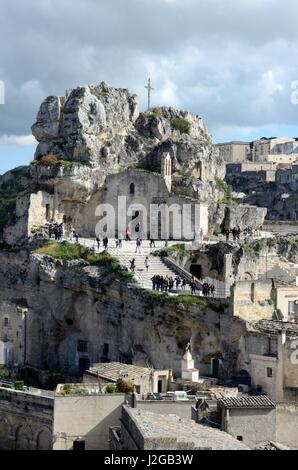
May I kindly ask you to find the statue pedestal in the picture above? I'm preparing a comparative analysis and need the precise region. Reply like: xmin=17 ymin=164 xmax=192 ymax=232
xmin=181 ymin=350 xmax=199 ymax=383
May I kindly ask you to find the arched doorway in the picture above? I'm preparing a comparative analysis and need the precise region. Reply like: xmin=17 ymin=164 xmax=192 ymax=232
xmin=190 ymin=264 xmax=202 ymax=279
xmin=15 ymin=425 xmax=35 ymax=450
xmin=37 ymin=429 xmax=52 ymax=450
xmin=0 ymin=418 xmax=12 ymax=450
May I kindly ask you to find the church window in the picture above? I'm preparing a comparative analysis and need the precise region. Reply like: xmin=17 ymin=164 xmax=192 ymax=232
xmin=129 ymin=183 xmax=135 ymax=195
xmin=77 ymin=340 xmax=88 ymax=353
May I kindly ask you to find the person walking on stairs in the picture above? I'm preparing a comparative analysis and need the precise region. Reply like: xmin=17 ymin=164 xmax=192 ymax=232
xmin=130 ymin=258 xmax=136 ymax=273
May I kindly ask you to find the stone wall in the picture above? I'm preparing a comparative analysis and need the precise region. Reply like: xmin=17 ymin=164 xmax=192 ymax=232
xmin=135 ymin=400 xmax=195 ymax=420
xmin=0 ymin=248 xmax=256 ymax=380
xmin=276 ymin=402 xmax=298 ymax=448
xmin=230 ymin=280 xmax=275 ymax=321
xmin=0 ymin=386 xmax=54 ymax=450
xmin=53 ymin=393 xmax=127 ymax=450
xmin=223 ymin=407 xmax=276 ymax=448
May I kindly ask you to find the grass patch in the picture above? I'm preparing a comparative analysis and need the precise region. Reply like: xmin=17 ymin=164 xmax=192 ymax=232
xmin=31 ymin=156 xmax=76 ymax=169
xmin=171 ymin=118 xmax=190 ymax=135
xmin=170 ymin=295 xmax=209 ymax=307
xmin=151 ymin=107 xmax=167 ymax=118
xmin=152 ymin=243 xmax=186 ymax=259
xmin=33 ymin=241 xmax=134 ymax=280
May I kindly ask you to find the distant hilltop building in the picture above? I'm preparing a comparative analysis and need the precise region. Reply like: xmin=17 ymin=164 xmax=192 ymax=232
xmin=216 ymin=136 xmax=298 ymax=165
xmin=215 ymin=141 xmax=251 ymax=163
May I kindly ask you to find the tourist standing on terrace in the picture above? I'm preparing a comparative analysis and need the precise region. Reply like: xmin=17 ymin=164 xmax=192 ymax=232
xmin=135 ymin=237 xmax=142 ymax=254
xmin=144 ymin=256 xmax=150 ymax=271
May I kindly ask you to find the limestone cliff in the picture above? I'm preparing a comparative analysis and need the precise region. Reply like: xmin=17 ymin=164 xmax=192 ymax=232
xmin=0 ymin=246 xmax=252 ymax=378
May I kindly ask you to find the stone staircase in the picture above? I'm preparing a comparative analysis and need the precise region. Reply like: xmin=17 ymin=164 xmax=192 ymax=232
xmin=258 ymin=253 xmax=297 ymax=283
xmin=78 ymin=238 xmax=193 ymax=292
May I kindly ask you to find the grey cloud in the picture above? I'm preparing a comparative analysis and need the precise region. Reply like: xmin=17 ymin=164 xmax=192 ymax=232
xmin=0 ymin=0 xmax=297 ymax=140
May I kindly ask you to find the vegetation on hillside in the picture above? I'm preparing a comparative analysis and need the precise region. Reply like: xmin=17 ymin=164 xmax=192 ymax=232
xmin=152 ymin=243 xmax=187 ymax=260
xmin=171 ymin=117 xmax=190 ymax=135
xmin=31 ymin=154 xmax=75 ymax=168
xmin=34 ymin=241 xmax=134 ymax=279
xmin=0 ymin=166 xmax=28 ymax=233
xmin=215 ymin=178 xmax=232 ymax=204
xmin=240 ymin=238 xmax=276 ymax=258
xmin=138 ymin=287 xmax=227 ymax=313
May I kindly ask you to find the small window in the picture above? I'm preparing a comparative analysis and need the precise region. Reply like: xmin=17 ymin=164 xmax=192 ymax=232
xmin=288 ymin=301 xmax=297 ymax=316
xmin=267 ymin=367 xmax=273 ymax=378
xmin=45 ymin=204 xmax=51 ymax=221
xmin=4 ymin=317 xmax=9 ymax=327
xmin=129 ymin=183 xmax=135 ymax=195
xmin=77 ymin=340 xmax=88 ymax=353
xmin=237 ymin=436 xmax=243 ymax=441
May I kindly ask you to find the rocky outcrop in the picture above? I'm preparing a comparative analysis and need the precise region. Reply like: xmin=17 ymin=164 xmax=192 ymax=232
xmin=32 ymin=82 xmax=139 ymax=165
xmin=31 ymin=82 xmax=225 ymax=181
xmin=3 ymin=81 xmax=267 ymax=246
xmin=226 ymin=171 xmax=298 ymax=222
xmin=224 ymin=205 xmax=267 ymax=230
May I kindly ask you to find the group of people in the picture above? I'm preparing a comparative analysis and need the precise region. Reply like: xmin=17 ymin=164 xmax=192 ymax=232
xmin=151 ymin=275 xmax=187 ymax=292
xmin=49 ymin=223 xmax=64 ymax=241
xmin=202 ymin=282 xmax=215 ymax=297
xmin=225 ymin=225 xmax=255 ymax=242
xmin=225 ymin=225 xmax=241 ymax=242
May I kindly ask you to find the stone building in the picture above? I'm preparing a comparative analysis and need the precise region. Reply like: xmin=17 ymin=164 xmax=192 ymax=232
xmin=249 ymin=326 xmax=298 ymax=402
xmin=0 ymin=302 xmax=28 ymax=368
xmin=215 ymin=141 xmax=250 ymax=163
xmin=219 ymin=395 xmax=276 ymax=448
xmin=110 ymin=405 xmax=249 ymax=450
xmin=83 ymin=362 xmax=172 ymax=395
xmin=230 ymin=279 xmax=298 ymax=322
xmin=0 ymin=385 xmax=54 ymax=450
xmin=253 ymin=137 xmax=297 ymax=162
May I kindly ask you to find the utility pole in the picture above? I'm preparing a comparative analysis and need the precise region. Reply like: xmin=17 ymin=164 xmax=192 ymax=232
xmin=145 ymin=78 xmax=154 ymax=111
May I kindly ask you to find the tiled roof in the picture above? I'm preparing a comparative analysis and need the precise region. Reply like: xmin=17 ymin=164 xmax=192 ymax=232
xmin=85 ymin=362 xmax=152 ymax=382
xmin=248 ymin=320 xmax=298 ymax=338
xmin=219 ymin=395 xmax=275 ymax=409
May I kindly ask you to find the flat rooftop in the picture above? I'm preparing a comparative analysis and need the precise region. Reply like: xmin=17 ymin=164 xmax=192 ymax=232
xmin=85 ymin=362 xmax=154 ymax=382
xmin=123 ymin=406 xmax=249 ymax=450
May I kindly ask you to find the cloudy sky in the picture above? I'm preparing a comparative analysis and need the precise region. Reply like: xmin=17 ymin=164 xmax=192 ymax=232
xmin=0 ymin=0 xmax=298 ymax=174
